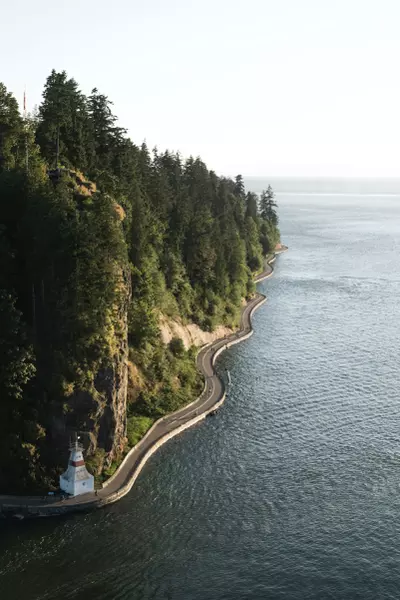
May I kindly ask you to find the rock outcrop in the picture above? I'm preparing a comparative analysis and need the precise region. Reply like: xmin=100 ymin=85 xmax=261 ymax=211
xmin=95 ymin=266 xmax=131 ymax=467
xmin=159 ymin=314 xmax=234 ymax=349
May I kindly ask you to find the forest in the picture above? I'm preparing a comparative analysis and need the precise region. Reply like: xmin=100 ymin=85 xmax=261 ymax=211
xmin=0 ymin=71 xmax=280 ymax=491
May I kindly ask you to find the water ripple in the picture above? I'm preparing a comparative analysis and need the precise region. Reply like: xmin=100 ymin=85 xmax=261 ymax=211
xmin=2 ymin=195 xmax=400 ymax=599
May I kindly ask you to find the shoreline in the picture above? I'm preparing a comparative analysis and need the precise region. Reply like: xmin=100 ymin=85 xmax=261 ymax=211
xmin=0 ymin=246 xmax=287 ymax=518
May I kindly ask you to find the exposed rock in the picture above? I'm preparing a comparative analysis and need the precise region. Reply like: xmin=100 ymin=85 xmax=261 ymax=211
xmin=96 ymin=266 xmax=131 ymax=466
xmin=127 ymin=361 xmax=145 ymax=405
xmin=159 ymin=314 xmax=234 ymax=349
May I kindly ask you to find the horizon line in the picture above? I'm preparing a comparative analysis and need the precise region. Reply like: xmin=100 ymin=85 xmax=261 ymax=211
xmin=242 ymin=175 xmax=400 ymax=180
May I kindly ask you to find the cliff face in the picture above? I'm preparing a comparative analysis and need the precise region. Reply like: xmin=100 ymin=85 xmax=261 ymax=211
xmin=48 ymin=263 xmax=132 ymax=479
xmin=89 ymin=266 xmax=131 ymax=469
xmin=97 ymin=275 xmax=130 ymax=466
xmin=159 ymin=314 xmax=234 ymax=349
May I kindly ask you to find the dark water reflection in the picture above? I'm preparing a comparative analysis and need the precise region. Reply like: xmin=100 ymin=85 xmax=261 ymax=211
xmin=2 ymin=194 xmax=400 ymax=599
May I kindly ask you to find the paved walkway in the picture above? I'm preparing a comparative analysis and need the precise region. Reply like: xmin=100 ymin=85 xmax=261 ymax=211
xmin=0 ymin=248 xmax=287 ymax=516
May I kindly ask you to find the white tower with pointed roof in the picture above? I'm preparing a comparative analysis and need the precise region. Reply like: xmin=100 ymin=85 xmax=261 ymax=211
xmin=60 ymin=438 xmax=95 ymax=496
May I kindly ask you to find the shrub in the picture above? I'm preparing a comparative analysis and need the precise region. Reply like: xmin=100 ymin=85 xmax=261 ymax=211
xmin=169 ymin=337 xmax=185 ymax=358
xmin=127 ymin=415 xmax=154 ymax=447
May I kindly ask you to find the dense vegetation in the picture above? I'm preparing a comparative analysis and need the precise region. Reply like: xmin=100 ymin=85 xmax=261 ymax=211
xmin=0 ymin=72 xmax=280 ymax=492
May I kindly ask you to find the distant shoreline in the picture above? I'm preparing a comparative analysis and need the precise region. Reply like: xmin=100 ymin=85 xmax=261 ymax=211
xmin=274 ymin=192 xmax=400 ymax=197
xmin=245 ymin=177 xmax=400 ymax=197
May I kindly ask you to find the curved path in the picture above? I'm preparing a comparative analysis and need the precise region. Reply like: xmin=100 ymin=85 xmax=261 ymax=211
xmin=0 ymin=247 xmax=287 ymax=517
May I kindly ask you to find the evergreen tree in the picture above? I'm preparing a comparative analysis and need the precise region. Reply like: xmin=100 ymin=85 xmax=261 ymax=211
xmin=0 ymin=83 xmax=40 ymax=173
xmin=87 ymin=88 xmax=128 ymax=185
xmin=234 ymin=174 xmax=245 ymax=199
xmin=36 ymin=70 xmax=90 ymax=170
xmin=260 ymin=185 xmax=278 ymax=224
xmin=245 ymin=191 xmax=258 ymax=219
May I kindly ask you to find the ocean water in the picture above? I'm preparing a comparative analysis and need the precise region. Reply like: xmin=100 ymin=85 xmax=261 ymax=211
xmin=1 ymin=182 xmax=400 ymax=599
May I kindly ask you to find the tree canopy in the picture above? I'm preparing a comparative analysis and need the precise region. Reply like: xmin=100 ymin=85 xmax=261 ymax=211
xmin=0 ymin=73 xmax=281 ymax=491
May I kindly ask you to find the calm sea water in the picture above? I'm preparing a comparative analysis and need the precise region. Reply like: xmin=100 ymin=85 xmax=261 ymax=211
xmin=2 ymin=186 xmax=400 ymax=600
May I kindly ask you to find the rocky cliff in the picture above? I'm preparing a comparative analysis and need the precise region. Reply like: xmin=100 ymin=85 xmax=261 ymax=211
xmin=159 ymin=314 xmax=234 ymax=349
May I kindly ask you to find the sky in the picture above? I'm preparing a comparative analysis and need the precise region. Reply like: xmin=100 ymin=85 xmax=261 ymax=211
xmin=2 ymin=0 xmax=400 ymax=178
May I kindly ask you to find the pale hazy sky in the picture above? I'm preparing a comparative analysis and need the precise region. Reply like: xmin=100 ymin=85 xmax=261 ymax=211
xmin=2 ymin=0 xmax=400 ymax=177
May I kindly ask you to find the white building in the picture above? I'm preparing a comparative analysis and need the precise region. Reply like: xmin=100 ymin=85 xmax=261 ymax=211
xmin=60 ymin=439 xmax=95 ymax=497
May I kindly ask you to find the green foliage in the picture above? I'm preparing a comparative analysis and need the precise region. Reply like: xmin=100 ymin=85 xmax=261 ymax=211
xmin=127 ymin=415 xmax=154 ymax=447
xmin=0 ymin=290 xmax=36 ymax=401
xmin=260 ymin=185 xmax=278 ymax=225
xmin=0 ymin=83 xmax=24 ymax=169
xmin=85 ymin=448 xmax=107 ymax=487
xmin=103 ymin=461 xmax=119 ymax=479
xmin=0 ymin=74 xmax=281 ymax=492
xmin=129 ymin=343 xmax=202 ymax=422
xmin=36 ymin=70 xmax=91 ymax=170
xmin=169 ymin=337 xmax=185 ymax=358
